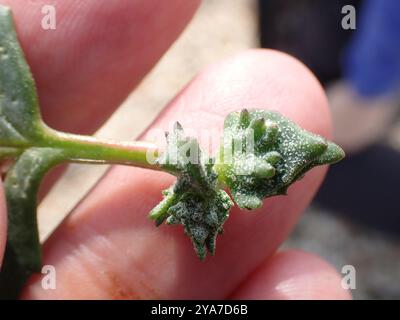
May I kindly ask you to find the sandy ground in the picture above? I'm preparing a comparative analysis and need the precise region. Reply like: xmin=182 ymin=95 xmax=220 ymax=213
xmin=37 ymin=0 xmax=400 ymax=299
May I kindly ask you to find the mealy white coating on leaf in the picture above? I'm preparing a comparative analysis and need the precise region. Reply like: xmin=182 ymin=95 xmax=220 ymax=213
xmin=149 ymin=123 xmax=233 ymax=260
xmin=215 ymin=109 xmax=344 ymax=209
xmin=149 ymin=109 xmax=344 ymax=259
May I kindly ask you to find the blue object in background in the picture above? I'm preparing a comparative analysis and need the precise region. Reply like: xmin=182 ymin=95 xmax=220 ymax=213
xmin=344 ymin=0 xmax=400 ymax=98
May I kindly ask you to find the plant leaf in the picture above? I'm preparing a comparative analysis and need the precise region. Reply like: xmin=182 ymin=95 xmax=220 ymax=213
xmin=0 ymin=148 xmax=65 ymax=299
xmin=216 ymin=109 xmax=345 ymax=209
xmin=0 ymin=6 xmax=65 ymax=298
xmin=0 ymin=6 xmax=47 ymax=151
xmin=149 ymin=123 xmax=233 ymax=260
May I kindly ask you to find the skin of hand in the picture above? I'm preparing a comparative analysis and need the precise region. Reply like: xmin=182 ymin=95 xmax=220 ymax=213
xmin=328 ymin=80 xmax=399 ymax=153
xmin=0 ymin=0 xmax=351 ymax=300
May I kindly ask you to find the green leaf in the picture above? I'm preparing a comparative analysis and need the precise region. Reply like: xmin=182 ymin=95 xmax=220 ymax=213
xmin=149 ymin=111 xmax=344 ymax=260
xmin=149 ymin=123 xmax=233 ymax=260
xmin=0 ymin=5 xmax=65 ymax=298
xmin=216 ymin=109 xmax=345 ymax=209
xmin=0 ymin=148 xmax=65 ymax=298
xmin=0 ymin=6 xmax=47 ymax=151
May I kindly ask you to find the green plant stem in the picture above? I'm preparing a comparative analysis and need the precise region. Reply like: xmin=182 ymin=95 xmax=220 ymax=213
xmin=0 ymin=147 xmax=22 ymax=159
xmin=50 ymin=130 xmax=161 ymax=169
xmin=57 ymin=133 xmax=161 ymax=170
xmin=0 ymin=131 xmax=165 ymax=299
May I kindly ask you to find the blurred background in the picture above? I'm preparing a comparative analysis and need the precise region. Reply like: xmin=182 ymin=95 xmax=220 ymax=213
xmin=38 ymin=0 xmax=400 ymax=299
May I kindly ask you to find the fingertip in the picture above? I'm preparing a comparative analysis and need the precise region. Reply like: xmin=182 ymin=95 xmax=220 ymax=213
xmin=241 ymin=49 xmax=332 ymax=139
xmin=231 ymin=249 xmax=352 ymax=300
xmin=149 ymin=48 xmax=332 ymax=147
